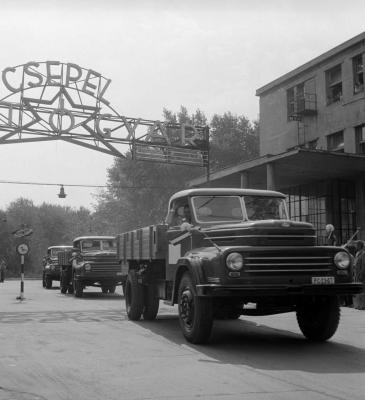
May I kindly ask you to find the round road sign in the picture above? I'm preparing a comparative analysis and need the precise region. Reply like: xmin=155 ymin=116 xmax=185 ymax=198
xmin=16 ymin=243 xmax=29 ymax=255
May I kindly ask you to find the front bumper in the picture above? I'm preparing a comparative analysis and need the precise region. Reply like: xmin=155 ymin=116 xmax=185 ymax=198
xmin=44 ymin=270 xmax=61 ymax=279
xmin=196 ymin=283 xmax=364 ymax=297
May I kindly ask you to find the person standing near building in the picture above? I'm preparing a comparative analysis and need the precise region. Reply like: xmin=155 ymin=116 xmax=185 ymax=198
xmin=0 ymin=257 xmax=6 ymax=282
xmin=325 ymin=224 xmax=337 ymax=246
xmin=353 ymin=240 xmax=365 ymax=310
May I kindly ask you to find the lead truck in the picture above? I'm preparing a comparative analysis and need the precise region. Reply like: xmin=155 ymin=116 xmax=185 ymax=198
xmin=118 ymin=188 xmax=362 ymax=344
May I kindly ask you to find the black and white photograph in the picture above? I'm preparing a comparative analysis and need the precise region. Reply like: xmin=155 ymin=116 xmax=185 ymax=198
xmin=0 ymin=1 xmax=365 ymax=399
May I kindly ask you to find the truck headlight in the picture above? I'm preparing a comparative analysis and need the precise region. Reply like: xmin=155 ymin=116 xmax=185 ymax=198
xmin=226 ymin=252 xmax=243 ymax=271
xmin=84 ymin=263 xmax=91 ymax=271
xmin=334 ymin=251 xmax=350 ymax=269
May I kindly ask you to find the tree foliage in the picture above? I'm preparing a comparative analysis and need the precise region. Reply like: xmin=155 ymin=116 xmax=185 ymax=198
xmin=0 ymin=200 xmax=103 ymax=278
xmin=93 ymin=107 xmax=259 ymax=231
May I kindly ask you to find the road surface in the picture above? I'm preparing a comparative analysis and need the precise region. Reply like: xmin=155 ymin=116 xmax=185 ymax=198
xmin=0 ymin=280 xmax=364 ymax=400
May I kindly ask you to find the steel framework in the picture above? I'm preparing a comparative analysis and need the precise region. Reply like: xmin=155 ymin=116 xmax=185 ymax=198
xmin=0 ymin=61 xmax=209 ymax=167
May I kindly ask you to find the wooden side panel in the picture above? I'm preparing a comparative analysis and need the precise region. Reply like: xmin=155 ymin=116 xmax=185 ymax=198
xmin=117 ymin=224 xmax=168 ymax=261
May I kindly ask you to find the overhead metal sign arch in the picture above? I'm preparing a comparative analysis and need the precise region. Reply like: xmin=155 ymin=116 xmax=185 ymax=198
xmin=0 ymin=61 xmax=209 ymax=167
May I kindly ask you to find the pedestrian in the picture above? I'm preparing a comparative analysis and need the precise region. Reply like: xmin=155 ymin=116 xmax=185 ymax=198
xmin=353 ymin=240 xmax=365 ymax=310
xmin=325 ymin=224 xmax=337 ymax=246
xmin=0 ymin=257 xmax=6 ymax=282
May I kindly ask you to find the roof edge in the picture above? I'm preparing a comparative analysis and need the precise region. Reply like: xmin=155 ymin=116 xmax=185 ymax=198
xmin=256 ymin=31 xmax=365 ymax=96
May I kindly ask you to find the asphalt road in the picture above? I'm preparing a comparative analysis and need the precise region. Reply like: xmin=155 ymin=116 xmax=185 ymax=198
xmin=0 ymin=280 xmax=364 ymax=400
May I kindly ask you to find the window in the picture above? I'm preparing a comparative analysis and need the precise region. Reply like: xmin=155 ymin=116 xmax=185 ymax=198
xmin=353 ymin=54 xmax=364 ymax=94
xmin=355 ymin=125 xmax=365 ymax=154
xmin=192 ymin=196 xmax=243 ymax=223
xmin=326 ymin=64 xmax=342 ymax=104
xmin=327 ymin=131 xmax=344 ymax=152
xmin=287 ymin=87 xmax=295 ymax=118
xmin=287 ymin=79 xmax=316 ymax=119
xmin=244 ymin=196 xmax=288 ymax=220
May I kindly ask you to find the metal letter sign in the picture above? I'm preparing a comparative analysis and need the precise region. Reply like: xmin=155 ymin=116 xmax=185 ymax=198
xmin=0 ymin=61 xmax=208 ymax=166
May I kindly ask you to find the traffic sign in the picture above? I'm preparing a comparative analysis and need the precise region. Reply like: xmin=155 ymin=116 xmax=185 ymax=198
xmin=16 ymin=243 xmax=29 ymax=255
xmin=12 ymin=227 xmax=33 ymax=238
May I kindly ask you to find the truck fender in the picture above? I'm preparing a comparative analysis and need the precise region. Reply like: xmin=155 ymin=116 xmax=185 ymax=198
xmin=171 ymin=258 xmax=204 ymax=305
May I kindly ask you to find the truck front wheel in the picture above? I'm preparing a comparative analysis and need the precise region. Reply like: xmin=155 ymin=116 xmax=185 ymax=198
xmin=296 ymin=296 xmax=340 ymax=342
xmin=125 ymin=270 xmax=144 ymax=321
xmin=73 ymin=275 xmax=83 ymax=298
xmin=143 ymin=285 xmax=159 ymax=320
xmin=178 ymin=272 xmax=213 ymax=344
xmin=45 ymin=276 xmax=52 ymax=289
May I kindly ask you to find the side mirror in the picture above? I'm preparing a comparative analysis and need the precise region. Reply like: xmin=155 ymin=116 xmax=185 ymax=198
xmin=180 ymin=222 xmax=194 ymax=232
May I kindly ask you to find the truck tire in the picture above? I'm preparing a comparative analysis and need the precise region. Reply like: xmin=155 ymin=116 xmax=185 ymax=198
xmin=73 ymin=275 xmax=83 ymax=298
xmin=125 ymin=270 xmax=144 ymax=321
xmin=102 ymin=286 xmax=108 ymax=294
xmin=296 ymin=296 xmax=340 ymax=342
xmin=60 ymin=272 xmax=68 ymax=294
xmin=42 ymin=273 xmax=46 ymax=288
xmin=143 ymin=285 xmax=159 ymax=320
xmin=109 ymin=285 xmax=116 ymax=294
xmin=45 ymin=276 xmax=52 ymax=289
xmin=178 ymin=272 xmax=213 ymax=344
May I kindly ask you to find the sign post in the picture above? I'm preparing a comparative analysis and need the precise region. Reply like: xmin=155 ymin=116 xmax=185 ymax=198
xmin=12 ymin=225 xmax=33 ymax=301
xmin=16 ymin=243 xmax=29 ymax=301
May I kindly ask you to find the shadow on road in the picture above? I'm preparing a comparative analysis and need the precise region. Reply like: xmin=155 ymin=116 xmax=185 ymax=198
xmin=132 ymin=312 xmax=365 ymax=374
xmin=0 ymin=309 xmax=126 ymax=323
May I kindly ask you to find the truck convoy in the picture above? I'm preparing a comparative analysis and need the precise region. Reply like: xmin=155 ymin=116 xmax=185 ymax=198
xmin=118 ymin=188 xmax=362 ymax=344
xmin=58 ymin=236 xmax=122 ymax=297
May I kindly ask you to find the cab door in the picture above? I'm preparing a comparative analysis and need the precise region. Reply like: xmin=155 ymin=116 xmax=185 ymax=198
xmin=165 ymin=197 xmax=193 ymax=281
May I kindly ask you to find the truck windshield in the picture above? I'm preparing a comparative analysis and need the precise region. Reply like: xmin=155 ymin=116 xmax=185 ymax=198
xmin=192 ymin=195 xmax=288 ymax=223
xmin=50 ymin=248 xmax=70 ymax=257
xmin=81 ymin=240 xmax=116 ymax=252
xmin=192 ymin=196 xmax=243 ymax=223
xmin=243 ymin=196 xmax=288 ymax=220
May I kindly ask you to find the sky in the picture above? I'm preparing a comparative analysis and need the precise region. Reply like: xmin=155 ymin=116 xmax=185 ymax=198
xmin=0 ymin=0 xmax=364 ymax=211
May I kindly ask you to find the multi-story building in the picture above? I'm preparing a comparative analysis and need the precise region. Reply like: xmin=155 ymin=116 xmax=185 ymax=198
xmin=190 ymin=32 xmax=365 ymax=244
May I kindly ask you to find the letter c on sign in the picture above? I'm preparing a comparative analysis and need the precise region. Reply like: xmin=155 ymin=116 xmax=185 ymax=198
xmin=2 ymin=67 xmax=22 ymax=92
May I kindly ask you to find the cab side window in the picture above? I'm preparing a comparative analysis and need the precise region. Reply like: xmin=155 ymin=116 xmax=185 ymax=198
xmin=167 ymin=198 xmax=191 ymax=228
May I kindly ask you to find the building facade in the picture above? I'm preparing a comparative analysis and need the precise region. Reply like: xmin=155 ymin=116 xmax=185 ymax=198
xmin=190 ymin=32 xmax=365 ymax=244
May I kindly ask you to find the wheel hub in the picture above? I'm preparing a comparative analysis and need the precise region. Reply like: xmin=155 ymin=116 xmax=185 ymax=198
xmin=180 ymin=288 xmax=194 ymax=328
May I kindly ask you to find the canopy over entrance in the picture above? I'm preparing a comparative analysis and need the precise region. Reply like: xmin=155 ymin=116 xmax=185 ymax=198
xmin=189 ymin=148 xmax=365 ymax=190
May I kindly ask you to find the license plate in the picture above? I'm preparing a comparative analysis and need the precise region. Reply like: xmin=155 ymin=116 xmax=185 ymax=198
xmin=116 ymin=272 xmax=122 ymax=276
xmin=312 ymin=276 xmax=335 ymax=284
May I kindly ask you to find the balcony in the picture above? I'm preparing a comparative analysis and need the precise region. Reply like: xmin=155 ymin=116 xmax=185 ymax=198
xmin=288 ymin=92 xmax=317 ymax=121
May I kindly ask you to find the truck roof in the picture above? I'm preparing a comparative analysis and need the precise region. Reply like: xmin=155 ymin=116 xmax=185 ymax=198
xmin=170 ymin=188 xmax=286 ymax=202
xmin=47 ymin=245 xmax=73 ymax=250
xmin=73 ymin=236 xmax=116 ymax=242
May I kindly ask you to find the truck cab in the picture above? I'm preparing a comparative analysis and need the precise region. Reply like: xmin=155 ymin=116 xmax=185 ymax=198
xmin=119 ymin=188 xmax=362 ymax=344
xmin=60 ymin=236 xmax=122 ymax=297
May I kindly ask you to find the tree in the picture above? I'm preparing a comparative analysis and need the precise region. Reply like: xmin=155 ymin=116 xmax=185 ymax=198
xmin=94 ymin=108 xmax=260 ymax=232
xmin=209 ymin=112 xmax=259 ymax=170
xmin=93 ymin=107 xmax=208 ymax=230
xmin=0 ymin=199 xmax=99 ymax=277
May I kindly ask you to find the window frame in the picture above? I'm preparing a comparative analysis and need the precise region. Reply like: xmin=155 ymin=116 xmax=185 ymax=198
xmin=352 ymin=53 xmax=364 ymax=94
xmin=325 ymin=64 xmax=343 ymax=105
xmin=326 ymin=130 xmax=344 ymax=152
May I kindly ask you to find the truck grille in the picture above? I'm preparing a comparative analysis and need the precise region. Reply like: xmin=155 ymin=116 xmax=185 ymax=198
xmin=84 ymin=256 xmax=120 ymax=275
xmin=243 ymin=251 xmax=333 ymax=274
xmin=58 ymin=251 xmax=73 ymax=266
